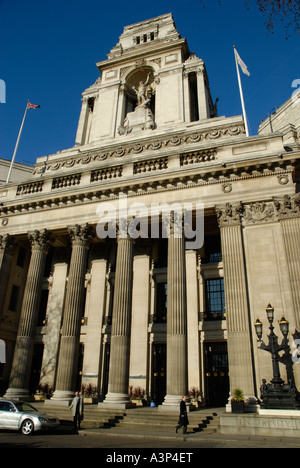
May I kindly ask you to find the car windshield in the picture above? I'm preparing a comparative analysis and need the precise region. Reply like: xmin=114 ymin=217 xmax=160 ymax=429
xmin=14 ymin=402 xmax=38 ymax=413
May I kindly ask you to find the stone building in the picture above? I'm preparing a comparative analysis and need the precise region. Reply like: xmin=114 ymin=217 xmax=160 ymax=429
xmin=0 ymin=13 xmax=299 ymax=410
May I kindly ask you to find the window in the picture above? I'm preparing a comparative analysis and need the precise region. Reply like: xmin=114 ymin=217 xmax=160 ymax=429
xmin=37 ymin=289 xmax=49 ymax=326
xmin=203 ymin=234 xmax=222 ymax=263
xmin=205 ymin=278 xmax=225 ymax=320
xmin=155 ymin=282 xmax=167 ymax=323
xmin=16 ymin=247 xmax=26 ymax=267
xmin=188 ymin=72 xmax=199 ymax=122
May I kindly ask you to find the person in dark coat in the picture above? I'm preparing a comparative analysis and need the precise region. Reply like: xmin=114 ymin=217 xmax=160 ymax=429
xmin=175 ymin=395 xmax=189 ymax=434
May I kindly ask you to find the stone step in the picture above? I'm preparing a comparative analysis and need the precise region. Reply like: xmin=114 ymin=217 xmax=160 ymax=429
xmin=35 ymin=401 xmax=223 ymax=433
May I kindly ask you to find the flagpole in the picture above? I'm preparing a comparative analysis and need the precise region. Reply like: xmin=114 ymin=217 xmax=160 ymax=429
xmin=234 ymin=46 xmax=250 ymax=137
xmin=6 ymin=101 xmax=30 ymax=184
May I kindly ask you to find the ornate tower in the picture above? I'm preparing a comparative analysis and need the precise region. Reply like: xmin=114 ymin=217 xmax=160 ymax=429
xmin=75 ymin=13 xmax=216 ymax=145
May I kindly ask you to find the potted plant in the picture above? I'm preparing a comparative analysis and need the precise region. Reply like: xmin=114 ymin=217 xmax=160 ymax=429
xmin=188 ymin=387 xmax=202 ymax=408
xmin=129 ymin=386 xmax=146 ymax=406
xmin=231 ymin=388 xmax=245 ymax=413
xmin=34 ymin=382 xmax=53 ymax=401
xmin=81 ymin=383 xmax=98 ymax=404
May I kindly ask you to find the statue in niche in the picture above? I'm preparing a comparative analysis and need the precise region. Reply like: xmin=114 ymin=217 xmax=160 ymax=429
xmin=132 ymin=73 xmax=151 ymax=106
xmin=119 ymin=70 xmax=156 ymax=135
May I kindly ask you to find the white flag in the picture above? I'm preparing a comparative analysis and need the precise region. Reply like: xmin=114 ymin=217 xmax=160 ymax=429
xmin=234 ymin=48 xmax=250 ymax=76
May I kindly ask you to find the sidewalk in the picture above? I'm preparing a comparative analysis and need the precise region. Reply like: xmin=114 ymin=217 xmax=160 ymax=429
xmin=78 ymin=425 xmax=300 ymax=448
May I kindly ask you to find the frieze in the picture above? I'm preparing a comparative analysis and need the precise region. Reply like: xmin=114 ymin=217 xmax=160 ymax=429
xmin=243 ymin=202 xmax=276 ymax=225
xmin=32 ymin=124 xmax=245 ymax=175
xmin=216 ymin=202 xmax=243 ymax=227
xmin=274 ymin=194 xmax=300 ymax=219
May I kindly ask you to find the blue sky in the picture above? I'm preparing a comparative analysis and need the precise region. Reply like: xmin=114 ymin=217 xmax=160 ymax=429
xmin=0 ymin=0 xmax=299 ymax=167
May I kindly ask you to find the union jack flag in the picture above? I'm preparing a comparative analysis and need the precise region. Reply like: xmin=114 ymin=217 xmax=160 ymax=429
xmin=27 ymin=101 xmax=40 ymax=109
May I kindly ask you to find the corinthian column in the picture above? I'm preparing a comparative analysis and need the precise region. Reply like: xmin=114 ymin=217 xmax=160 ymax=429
xmin=275 ymin=194 xmax=300 ymax=329
xmin=0 ymin=235 xmax=15 ymax=319
xmin=216 ymin=203 xmax=255 ymax=406
xmin=51 ymin=224 xmax=92 ymax=403
xmin=162 ymin=214 xmax=188 ymax=408
xmin=102 ymin=230 xmax=134 ymax=408
xmin=275 ymin=194 xmax=300 ymax=391
xmin=5 ymin=230 xmax=49 ymax=400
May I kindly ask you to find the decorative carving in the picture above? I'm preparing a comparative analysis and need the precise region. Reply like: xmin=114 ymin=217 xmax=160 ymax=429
xmin=216 ymin=202 xmax=243 ymax=227
xmin=274 ymin=194 xmax=300 ymax=219
xmin=222 ymin=183 xmax=232 ymax=193
xmin=277 ymin=174 xmax=289 ymax=185
xmin=28 ymin=229 xmax=50 ymax=252
xmin=68 ymin=224 xmax=93 ymax=247
xmin=243 ymin=202 xmax=275 ymax=225
xmin=33 ymin=124 xmax=244 ymax=173
xmin=0 ymin=234 xmax=15 ymax=253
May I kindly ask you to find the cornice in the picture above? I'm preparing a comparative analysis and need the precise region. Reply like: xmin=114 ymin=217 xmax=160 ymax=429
xmin=0 ymin=152 xmax=297 ymax=225
xmin=96 ymin=38 xmax=188 ymax=72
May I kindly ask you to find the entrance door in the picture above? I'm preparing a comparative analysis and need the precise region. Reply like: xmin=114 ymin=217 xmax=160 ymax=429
xmin=204 ymin=342 xmax=229 ymax=407
xmin=151 ymin=343 xmax=166 ymax=405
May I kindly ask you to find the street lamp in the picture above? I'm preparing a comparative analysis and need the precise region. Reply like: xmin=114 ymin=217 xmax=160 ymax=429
xmin=254 ymin=304 xmax=300 ymax=410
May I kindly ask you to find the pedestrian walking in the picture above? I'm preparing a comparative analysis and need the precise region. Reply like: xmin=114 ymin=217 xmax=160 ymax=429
xmin=70 ymin=391 xmax=84 ymax=431
xmin=175 ymin=395 xmax=189 ymax=434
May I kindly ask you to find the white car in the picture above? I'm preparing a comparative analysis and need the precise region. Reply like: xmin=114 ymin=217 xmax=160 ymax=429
xmin=0 ymin=399 xmax=59 ymax=435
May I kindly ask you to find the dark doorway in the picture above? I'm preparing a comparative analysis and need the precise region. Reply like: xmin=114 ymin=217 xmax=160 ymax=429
xmin=76 ymin=344 xmax=84 ymax=392
xmin=204 ymin=342 xmax=229 ymax=407
xmin=151 ymin=343 xmax=166 ymax=405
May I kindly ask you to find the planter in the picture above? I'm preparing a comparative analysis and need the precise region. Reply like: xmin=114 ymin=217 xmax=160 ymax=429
xmin=83 ymin=397 xmax=97 ymax=404
xmin=34 ymin=394 xmax=46 ymax=401
xmin=131 ymin=399 xmax=144 ymax=406
xmin=231 ymin=400 xmax=244 ymax=414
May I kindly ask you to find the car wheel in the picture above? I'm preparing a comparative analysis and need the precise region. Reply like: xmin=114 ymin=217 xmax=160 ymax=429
xmin=21 ymin=419 xmax=34 ymax=435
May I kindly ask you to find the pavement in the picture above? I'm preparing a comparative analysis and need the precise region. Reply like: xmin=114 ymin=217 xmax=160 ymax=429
xmin=77 ymin=425 xmax=300 ymax=448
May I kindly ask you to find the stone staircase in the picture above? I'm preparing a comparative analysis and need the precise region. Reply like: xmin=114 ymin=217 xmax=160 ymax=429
xmin=115 ymin=407 xmax=222 ymax=435
xmin=36 ymin=402 xmax=223 ymax=436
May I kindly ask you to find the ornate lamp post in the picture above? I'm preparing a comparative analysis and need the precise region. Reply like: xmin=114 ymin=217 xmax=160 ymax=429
xmin=254 ymin=304 xmax=300 ymax=410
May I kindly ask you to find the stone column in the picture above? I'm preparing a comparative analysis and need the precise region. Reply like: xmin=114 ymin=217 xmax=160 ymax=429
xmin=275 ymin=195 xmax=300 ymax=329
xmin=102 ymin=232 xmax=134 ymax=408
xmin=183 ymin=71 xmax=191 ymax=122
xmin=51 ymin=224 xmax=91 ymax=403
xmin=275 ymin=194 xmax=300 ymax=390
xmin=129 ymin=251 xmax=150 ymax=392
xmin=0 ymin=235 xmax=15 ymax=319
xmin=216 ymin=203 xmax=256 ymax=406
xmin=5 ymin=230 xmax=49 ymax=400
xmin=186 ymin=250 xmax=201 ymax=391
xmin=162 ymin=214 xmax=188 ymax=408
xmin=39 ymin=256 xmax=68 ymax=387
xmin=197 ymin=66 xmax=210 ymax=120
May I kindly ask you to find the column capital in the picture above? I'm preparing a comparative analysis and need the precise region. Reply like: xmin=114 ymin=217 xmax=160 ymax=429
xmin=28 ymin=229 xmax=50 ymax=252
xmin=274 ymin=194 xmax=300 ymax=220
xmin=0 ymin=234 xmax=16 ymax=255
xmin=216 ymin=202 xmax=243 ymax=227
xmin=68 ymin=223 xmax=93 ymax=247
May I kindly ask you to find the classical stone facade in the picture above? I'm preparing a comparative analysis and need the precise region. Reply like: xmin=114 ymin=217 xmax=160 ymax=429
xmin=0 ymin=14 xmax=299 ymax=410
